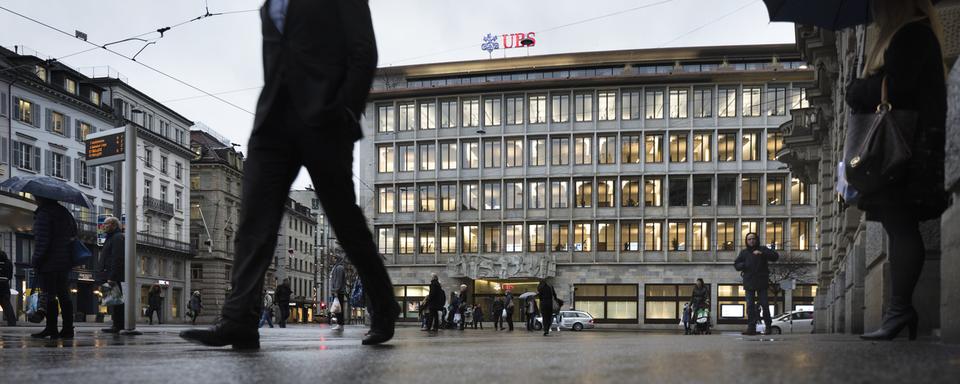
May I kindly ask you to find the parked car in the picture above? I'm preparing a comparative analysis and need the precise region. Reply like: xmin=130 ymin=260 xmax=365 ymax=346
xmin=768 ymin=310 xmax=814 ymax=334
xmin=533 ymin=310 xmax=596 ymax=331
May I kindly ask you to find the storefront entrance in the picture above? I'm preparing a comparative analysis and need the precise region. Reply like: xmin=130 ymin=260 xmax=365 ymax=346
xmin=472 ymin=278 xmax=541 ymax=323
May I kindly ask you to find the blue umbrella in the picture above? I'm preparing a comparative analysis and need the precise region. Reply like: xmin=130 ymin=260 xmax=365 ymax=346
xmin=764 ymin=0 xmax=871 ymax=31
xmin=0 ymin=176 xmax=94 ymax=208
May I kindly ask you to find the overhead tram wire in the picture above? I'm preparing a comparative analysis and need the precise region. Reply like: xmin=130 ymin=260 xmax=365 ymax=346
xmin=657 ymin=0 xmax=758 ymax=48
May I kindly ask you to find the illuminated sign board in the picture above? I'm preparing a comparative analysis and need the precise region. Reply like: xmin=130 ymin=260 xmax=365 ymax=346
xmin=85 ymin=126 xmax=127 ymax=166
xmin=482 ymin=32 xmax=537 ymax=54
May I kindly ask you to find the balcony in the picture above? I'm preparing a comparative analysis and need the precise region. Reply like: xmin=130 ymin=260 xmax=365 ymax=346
xmin=143 ymin=197 xmax=174 ymax=217
xmin=776 ymin=107 xmax=824 ymax=185
xmin=137 ymin=232 xmax=195 ymax=256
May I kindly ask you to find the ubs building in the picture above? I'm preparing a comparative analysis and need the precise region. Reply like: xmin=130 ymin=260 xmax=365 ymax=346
xmin=358 ymin=44 xmax=818 ymax=329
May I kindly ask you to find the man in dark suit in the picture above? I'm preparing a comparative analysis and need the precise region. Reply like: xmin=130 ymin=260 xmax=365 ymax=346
xmin=180 ymin=0 xmax=398 ymax=348
xmin=99 ymin=216 xmax=125 ymax=333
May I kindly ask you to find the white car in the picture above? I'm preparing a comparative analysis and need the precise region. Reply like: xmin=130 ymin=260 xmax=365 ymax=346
xmin=767 ymin=310 xmax=814 ymax=334
xmin=534 ymin=310 xmax=596 ymax=331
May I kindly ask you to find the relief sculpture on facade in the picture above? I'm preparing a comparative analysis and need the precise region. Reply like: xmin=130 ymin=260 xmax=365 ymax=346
xmin=447 ymin=254 xmax=556 ymax=279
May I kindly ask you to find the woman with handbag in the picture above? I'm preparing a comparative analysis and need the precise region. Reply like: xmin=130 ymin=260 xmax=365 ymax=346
xmin=30 ymin=197 xmax=77 ymax=339
xmin=845 ymin=0 xmax=948 ymax=341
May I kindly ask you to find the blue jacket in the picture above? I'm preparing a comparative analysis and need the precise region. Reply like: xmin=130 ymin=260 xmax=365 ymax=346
xmin=32 ymin=202 xmax=77 ymax=273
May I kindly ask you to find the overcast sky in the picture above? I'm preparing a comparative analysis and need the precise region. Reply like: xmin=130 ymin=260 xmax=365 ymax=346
xmin=0 ymin=0 xmax=794 ymax=188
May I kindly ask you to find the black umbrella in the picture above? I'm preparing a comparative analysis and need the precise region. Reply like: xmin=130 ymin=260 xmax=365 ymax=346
xmin=0 ymin=176 xmax=94 ymax=208
xmin=764 ymin=0 xmax=871 ymax=31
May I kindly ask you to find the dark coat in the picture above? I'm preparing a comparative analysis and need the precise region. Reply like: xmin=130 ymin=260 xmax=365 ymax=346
xmin=537 ymin=281 xmax=560 ymax=311
xmin=505 ymin=292 xmax=515 ymax=310
xmin=734 ymin=246 xmax=780 ymax=291
xmin=100 ymin=229 xmax=125 ymax=282
xmin=427 ymin=280 xmax=445 ymax=310
xmin=275 ymin=283 xmax=293 ymax=303
xmin=189 ymin=295 xmax=203 ymax=312
xmin=492 ymin=299 xmax=504 ymax=316
xmin=255 ymin=0 xmax=377 ymax=142
xmin=31 ymin=201 xmax=77 ymax=273
xmin=691 ymin=284 xmax=709 ymax=307
xmin=845 ymin=20 xmax=947 ymax=221
xmin=473 ymin=306 xmax=484 ymax=322
xmin=148 ymin=290 xmax=162 ymax=309
xmin=0 ymin=251 xmax=12 ymax=282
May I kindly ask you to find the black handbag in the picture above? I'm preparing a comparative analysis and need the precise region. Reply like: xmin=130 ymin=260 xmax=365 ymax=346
xmin=844 ymin=76 xmax=917 ymax=194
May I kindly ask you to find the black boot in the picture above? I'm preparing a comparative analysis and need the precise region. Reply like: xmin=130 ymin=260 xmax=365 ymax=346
xmin=31 ymin=328 xmax=59 ymax=339
xmin=363 ymin=302 xmax=400 ymax=345
xmin=59 ymin=327 xmax=74 ymax=339
xmin=860 ymin=296 xmax=918 ymax=341
xmin=179 ymin=318 xmax=260 ymax=350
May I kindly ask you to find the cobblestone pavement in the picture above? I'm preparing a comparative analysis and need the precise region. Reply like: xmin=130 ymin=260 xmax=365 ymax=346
xmin=1 ymin=323 xmax=958 ymax=383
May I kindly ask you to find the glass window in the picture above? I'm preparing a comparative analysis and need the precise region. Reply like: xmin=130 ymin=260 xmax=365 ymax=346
xmin=439 ymin=142 xmax=457 ymax=170
xmin=717 ymin=175 xmax=737 ymax=206
xmin=419 ymin=143 xmax=436 ymax=171
xmin=573 ymin=222 xmax=592 ymax=252
xmin=742 ymin=86 xmax=762 ymax=117
xmin=692 ymin=132 xmax=712 ymax=162
xmin=549 ymin=136 xmax=567 ymax=166
xmin=505 ymin=138 xmax=523 ymax=167
xmin=767 ymin=175 xmax=786 ymax=206
xmin=462 ymin=182 xmax=479 ymax=210
xmin=529 ymin=138 xmax=546 ymax=166
xmin=692 ymin=221 xmax=710 ymax=251
xmin=742 ymin=220 xmax=760 ymax=246
xmin=767 ymin=130 xmax=784 ymax=161
xmin=598 ymin=135 xmax=616 ymax=164
xmin=462 ymin=98 xmax=480 ymax=127
xmin=419 ymin=226 xmax=436 ymax=254
xmin=668 ymin=221 xmax=687 ymax=251
xmin=669 ymin=88 xmax=688 ymax=119
xmin=398 ymin=103 xmax=415 ymax=131
xmin=398 ymin=143 xmax=415 ymax=172
xmin=505 ymin=181 xmax=524 ymax=209
xmin=462 ymin=224 xmax=479 ymax=253
xmin=551 ymin=223 xmax=569 ymax=251
xmin=791 ymin=178 xmax=808 ymax=205
xmin=742 ymin=175 xmax=761 ymax=206
xmin=693 ymin=88 xmax=712 ymax=118
xmin=419 ymin=184 xmax=436 ymax=212
xmin=377 ymin=227 xmax=394 ymax=254
xmin=669 ymin=176 xmax=687 ymax=207
xmin=529 ymin=95 xmax=547 ymax=124
xmin=462 ymin=141 xmax=479 ymax=169
xmin=621 ymin=177 xmax=641 ymax=207
xmin=598 ymin=91 xmax=616 ymax=121
xmin=766 ymin=220 xmax=785 ymax=250
xmin=506 ymin=96 xmax=524 ymax=125
xmin=575 ymin=93 xmax=593 ymax=122
xmin=621 ymin=90 xmax=641 ymax=120
xmin=644 ymin=177 xmax=662 ymax=207
xmin=16 ymin=98 xmax=36 ymax=125
xmin=484 ymin=97 xmax=502 ymax=126
xmin=596 ymin=178 xmax=615 ymax=208
xmin=505 ymin=224 xmax=523 ymax=252
xmin=419 ymin=101 xmax=436 ymax=130
xmin=791 ymin=87 xmax=809 ymax=110
xmin=551 ymin=180 xmax=569 ymax=208
xmin=377 ymin=105 xmax=395 ymax=132
xmin=718 ymin=88 xmax=737 ymax=118
xmin=717 ymin=131 xmax=737 ymax=162
xmin=483 ymin=139 xmax=501 ymax=168
xmin=377 ymin=186 xmax=394 ymax=214
xmin=717 ymin=220 xmax=736 ymax=251
xmin=398 ymin=185 xmax=415 ymax=213
xmin=575 ymin=179 xmax=593 ymax=208
xmin=621 ymin=221 xmax=641 ymax=251
xmin=483 ymin=224 xmax=501 ymax=252
xmin=574 ymin=136 xmax=592 ymax=165
xmin=644 ymin=221 xmax=662 ymax=251
xmin=669 ymin=133 xmax=687 ymax=163
xmin=597 ymin=222 xmax=616 ymax=251
xmin=742 ymin=131 xmax=761 ymax=161
xmin=439 ymin=225 xmax=457 ymax=253
xmin=483 ymin=182 xmax=501 ymax=210
xmin=377 ymin=145 xmax=394 ymax=173
xmin=397 ymin=227 xmax=415 ymax=254
xmin=791 ymin=220 xmax=810 ymax=251
xmin=529 ymin=224 xmax=546 ymax=252
xmin=645 ymin=89 xmax=664 ymax=119
xmin=621 ymin=134 xmax=641 ymax=164
xmin=767 ymin=86 xmax=787 ymax=116
xmin=529 ymin=181 xmax=546 ymax=209
xmin=440 ymin=184 xmax=457 ymax=211
xmin=693 ymin=175 xmax=712 ymax=206
xmin=645 ymin=134 xmax=663 ymax=163
xmin=551 ymin=94 xmax=570 ymax=123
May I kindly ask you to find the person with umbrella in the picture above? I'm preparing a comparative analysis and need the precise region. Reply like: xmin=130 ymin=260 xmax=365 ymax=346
xmin=29 ymin=197 xmax=79 ymax=339
xmin=520 ymin=291 xmax=539 ymax=331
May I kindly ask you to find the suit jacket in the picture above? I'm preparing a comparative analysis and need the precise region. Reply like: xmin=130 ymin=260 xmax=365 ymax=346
xmin=255 ymin=0 xmax=378 ymax=142
xmin=100 ymin=230 xmax=125 ymax=282
xmin=32 ymin=202 xmax=77 ymax=273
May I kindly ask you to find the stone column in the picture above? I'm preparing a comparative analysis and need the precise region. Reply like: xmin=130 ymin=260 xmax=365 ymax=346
xmin=942 ymin=58 xmax=960 ymax=343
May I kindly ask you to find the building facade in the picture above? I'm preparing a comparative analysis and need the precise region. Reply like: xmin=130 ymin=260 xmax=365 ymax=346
xmin=188 ymin=125 xmax=245 ymax=323
xmin=278 ymin=197 xmax=317 ymax=322
xmin=288 ymin=188 xmax=338 ymax=311
xmin=358 ymin=44 xmax=819 ymax=328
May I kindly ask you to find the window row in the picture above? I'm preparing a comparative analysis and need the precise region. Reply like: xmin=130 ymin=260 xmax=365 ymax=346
xmin=376 ymin=175 xmax=809 ymax=213
xmin=376 ymin=86 xmax=810 ymax=132
xmin=11 ymin=140 xmax=115 ymax=193
xmin=375 ymin=218 xmax=813 ymax=255
xmin=376 ymin=130 xmax=784 ymax=172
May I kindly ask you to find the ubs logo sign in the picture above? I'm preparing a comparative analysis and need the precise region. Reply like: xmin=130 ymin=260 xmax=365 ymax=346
xmin=482 ymin=32 xmax=537 ymax=53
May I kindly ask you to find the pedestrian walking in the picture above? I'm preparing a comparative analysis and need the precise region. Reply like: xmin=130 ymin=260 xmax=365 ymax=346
xmin=472 ymin=304 xmax=484 ymax=330
xmin=329 ymin=257 xmax=346 ymax=331
xmin=525 ymin=295 xmax=539 ymax=332
xmin=504 ymin=289 xmax=515 ymax=331
xmin=179 ymin=0 xmax=398 ymax=349
xmin=188 ymin=291 xmax=203 ymax=325
xmin=258 ymin=290 xmax=274 ymax=329
xmin=146 ymin=284 xmax=163 ymax=325
xmin=98 ymin=216 xmax=124 ymax=334
xmin=492 ymin=297 xmax=504 ymax=331
xmin=537 ymin=280 xmax=562 ymax=336
xmin=1 ymin=250 xmax=16 ymax=326
xmin=30 ymin=197 xmax=77 ymax=339
xmin=456 ymin=284 xmax=468 ymax=330
xmin=734 ymin=232 xmax=779 ymax=335
xmin=682 ymin=303 xmax=692 ymax=335
xmin=275 ymin=278 xmax=292 ymax=328
xmin=845 ymin=0 xmax=947 ymax=341
xmin=427 ymin=275 xmax=445 ymax=332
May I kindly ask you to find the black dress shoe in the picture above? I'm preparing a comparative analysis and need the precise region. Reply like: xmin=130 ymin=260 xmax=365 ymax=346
xmin=101 ymin=328 xmax=120 ymax=334
xmin=362 ymin=303 xmax=400 ymax=345
xmin=31 ymin=328 xmax=59 ymax=339
xmin=59 ymin=328 xmax=74 ymax=339
xmin=179 ymin=319 xmax=260 ymax=350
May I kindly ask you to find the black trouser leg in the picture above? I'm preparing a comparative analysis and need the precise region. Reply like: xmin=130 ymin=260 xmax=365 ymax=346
xmin=757 ymin=288 xmax=771 ymax=328
xmin=428 ymin=309 xmax=439 ymax=330
xmin=745 ymin=289 xmax=758 ymax=331
xmin=879 ymin=214 xmax=925 ymax=301
xmin=506 ymin=308 xmax=514 ymax=330
xmin=113 ymin=303 xmax=125 ymax=330
xmin=41 ymin=272 xmax=72 ymax=331
xmin=0 ymin=283 xmax=15 ymax=324
xmin=336 ymin=293 xmax=345 ymax=326
xmin=278 ymin=305 xmax=289 ymax=328
xmin=542 ymin=305 xmax=553 ymax=333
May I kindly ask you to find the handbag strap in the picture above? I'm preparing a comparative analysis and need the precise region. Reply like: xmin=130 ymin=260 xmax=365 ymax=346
xmin=877 ymin=76 xmax=892 ymax=112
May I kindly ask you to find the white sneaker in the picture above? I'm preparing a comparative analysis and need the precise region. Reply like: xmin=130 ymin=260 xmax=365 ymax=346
xmin=331 ymin=324 xmax=341 ymax=331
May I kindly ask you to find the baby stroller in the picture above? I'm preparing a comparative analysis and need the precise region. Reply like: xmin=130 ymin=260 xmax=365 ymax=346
xmin=692 ymin=307 xmax=712 ymax=335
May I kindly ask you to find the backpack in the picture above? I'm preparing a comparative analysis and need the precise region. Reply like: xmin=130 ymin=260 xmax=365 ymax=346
xmin=350 ymin=279 xmax=365 ymax=308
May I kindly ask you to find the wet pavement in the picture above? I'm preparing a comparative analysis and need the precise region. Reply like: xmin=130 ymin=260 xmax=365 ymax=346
xmin=1 ymin=323 xmax=958 ymax=383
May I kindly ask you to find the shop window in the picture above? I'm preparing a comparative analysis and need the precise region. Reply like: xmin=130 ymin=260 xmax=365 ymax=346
xmin=574 ymin=284 xmax=638 ymax=323
xmin=643 ymin=284 xmax=697 ymax=324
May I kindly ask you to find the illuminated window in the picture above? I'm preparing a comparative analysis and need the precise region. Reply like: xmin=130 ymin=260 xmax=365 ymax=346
xmin=741 ymin=220 xmax=760 ymax=245
xmin=597 ymin=222 xmax=616 ymax=251
xmin=439 ymin=184 xmax=457 ymax=211
xmin=419 ymin=226 xmax=435 ymax=254
xmin=597 ymin=178 xmax=615 ymax=208
xmin=669 ymin=133 xmax=687 ymax=163
xmin=377 ymin=104 xmax=394 ymax=132
xmin=377 ymin=227 xmax=394 ymax=254
xmin=15 ymin=98 xmax=36 ymax=125
xmin=483 ymin=223 xmax=501 ymax=252
xmin=575 ymin=179 xmax=593 ymax=208
xmin=644 ymin=177 xmax=662 ymax=207
xmin=767 ymin=175 xmax=786 ymax=206
xmin=397 ymin=227 xmax=414 ymax=254
xmin=692 ymin=221 xmax=710 ymax=251
xmin=65 ymin=78 xmax=77 ymax=95
xmin=742 ymin=86 xmax=762 ymax=117
xmin=397 ymin=185 xmax=415 ymax=213
xmin=598 ymin=135 xmax=616 ymax=164
xmin=551 ymin=223 xmax=569 ymax=251
xmin=398 ymin=103 xmax=415 ymax=131
xmin=668 ymin=221 xmax=687 ymax=251
xmin=574 ymin=136 xmax=592 ymax=165
xmin=717 ymin=131 xmax=737 ymax=162
xmin=528 ymin=224 xmax=546 ymax=252
xmin=791 ymin=220 xmax=811 ymax=251
xmin=741 ymin=131 xmax=761 ymax=161
xmin=791 ymin=178 xmax=808 ymax=205
xmin=621 ymin=221 xmax=641 ymax=251
xmin=621 ymin=134 xmax=641 ymax=164
xmin=439 ymin=225 xmax=456 ymax=253
xmin=505 ymin=224 xmax=523 ymax=252
xmin=461 ymin=224 xmax=479 ymax=253
xmin=644 ymin=221 xmax=662 ymax=251
xmin=645 ymin=133 xmax=663 ymax=163
xmin=418 ymin=184 xmax=435 ymax=212
xmin=717 ymin=220 xmax=736 ymax=251
xmin=419 ymin=143 xmax=436 ymax=171
xmin=621 ymin=177 xmax=641 ymax=207
xmin=766 ymin=220 xmax=785 ymax=250
xmin=50 ymin=110 xmax=66 ymax=134
xmin=573 ymin=222 xmax=592 ymax=252
xmin=767 ymin=130 xmax=784 ymax=161
xmin=377 ymin=186 xmax=395 ymax=214
xmin=377 ymin=145 xmax=394 ymax=173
